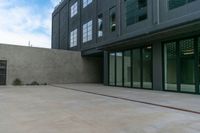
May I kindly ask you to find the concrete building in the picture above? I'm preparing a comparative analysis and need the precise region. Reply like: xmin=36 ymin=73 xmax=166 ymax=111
xmin=52 ymin=0 xmax=200 ymax=94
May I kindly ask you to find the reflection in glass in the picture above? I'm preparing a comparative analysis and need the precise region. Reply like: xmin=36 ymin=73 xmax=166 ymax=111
xmin=126 ymin=0 xmax=147 ymax=26
xmin=180 ymin=39 xmax=195 ymax=92
xmin=164 ymin=42 xmax=177 ymax=91
xmin=132 ymin=49 xmax=141 ymax=88
xmin=168 ymin=0 xmax=196 ymax=10
xmin=116 ymin=52 xmax=123 ymax=86
xmin=142 ymin=46 xmax=152 ymax=89
xmin=98 ymin=14 xmax=103 ymax=37
xmin=124 ymin=51 xmax=131 ymax=87
xmin=109 ymin=53 xmax=115 ymax=85
xmin=109 ymin=7 xmax=116 ymax=32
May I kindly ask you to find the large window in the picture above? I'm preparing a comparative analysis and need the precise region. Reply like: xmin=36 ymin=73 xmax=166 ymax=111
xmin=109 ymin=7 xmax=116 ymax=32
xmin=83 ymin=20 xmax=93 ymax=43
xmin=71 ymin=2 xmax=78 ymax=18
xmin=83 ymin=0 xmax=93 ymax=8
xmin=98 ymin=14 xmax=103 ymax=38
xmin=168 ymin=0 xmax=197 ymax=10
xmin=108 ymin=46 xmax=152 ymax=89
xmin=70 ymin=29 xmax=78 ymax=47
xmin=126 ymin=0 xmax=147 ymax=26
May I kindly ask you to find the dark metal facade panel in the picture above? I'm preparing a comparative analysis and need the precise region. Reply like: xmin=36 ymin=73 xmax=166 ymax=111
xmin=52 ymin=0 xmax=200 ymax=53
xmin=59 ymin=5 xmax=69 ymax=50
xmin=52 ymin=13 xmax=60 ymax=49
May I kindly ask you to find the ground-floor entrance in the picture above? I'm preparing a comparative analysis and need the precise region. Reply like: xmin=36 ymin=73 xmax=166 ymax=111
xmin=164 ymin=36 xmax=200 ymax=94
xmin=0 ymin=60 xmax=7 ymax=85
xmin=108 ymin=45 xmax=152 ymax=89
xmin=105 ymin=35 xmax=200 ymax=94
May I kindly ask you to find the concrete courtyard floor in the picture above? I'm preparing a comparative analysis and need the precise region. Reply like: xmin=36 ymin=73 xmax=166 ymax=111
xmin=0 ymin=84 xmax=199 ymax=133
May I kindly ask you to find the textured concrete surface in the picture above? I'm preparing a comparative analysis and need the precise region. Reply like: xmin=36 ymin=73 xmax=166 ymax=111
xmin=0 ymin=85 xmax=200 ymax=133
xmin=55 ymin=84 xmax=200 ymax=113
xmin=0 ymin=44 xmax=101 ymax=85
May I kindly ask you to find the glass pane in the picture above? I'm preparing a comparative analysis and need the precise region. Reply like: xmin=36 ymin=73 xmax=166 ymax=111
xmin=126 ymin=0 xmax=147 ymax=26
xmin=132 ymin=49 xmax=141 ymax=88
xmin=109 ymin=7 xmax=116 ymax=32
xmin=164 ymin=42 xmax=177 ymax=91
xmin=180 ymin=38 xmax=195 ymax=93
xmin=116 ymin=52 xmax=123 ymax=86
xmin=142 ymin=46 xmax=152 ymax=89
xmin=109 ymin=53 xmax=115 ymax=85
xmin=168 ymin=0 xmax=197 ymax=10
xmin=124 ymin=51 xmax=131 ymax=87
xmin=168 ymin=0 xmax=186 ymax=10
xmin=98 ymin=14 xmax=103 ymax=37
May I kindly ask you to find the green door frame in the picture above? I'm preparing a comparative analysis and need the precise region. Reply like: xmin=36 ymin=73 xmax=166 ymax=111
xmin=163 ymin=36 xmax=200 ymax=94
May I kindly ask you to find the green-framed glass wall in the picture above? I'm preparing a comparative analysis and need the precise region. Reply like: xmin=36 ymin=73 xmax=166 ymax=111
xmin=164 ymin=36 xmax=200 ymax=94
xmin=108 ymin=46 xmax=152 ymax=89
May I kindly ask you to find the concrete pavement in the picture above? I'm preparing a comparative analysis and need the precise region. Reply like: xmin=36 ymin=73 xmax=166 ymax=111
xmin=0 ymin=85 xmax=199 ymax=133
xmin=55 ymin=84 xmax=200 ymax=113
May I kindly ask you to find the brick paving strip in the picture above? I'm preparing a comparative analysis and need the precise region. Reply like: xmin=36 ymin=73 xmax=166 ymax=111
xmin=51 ymin=85 xmax=200 ymax=115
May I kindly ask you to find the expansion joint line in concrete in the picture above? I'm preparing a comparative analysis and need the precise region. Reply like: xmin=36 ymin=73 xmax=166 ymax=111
xmin=50 ymin=85 xmax=200 ymax=115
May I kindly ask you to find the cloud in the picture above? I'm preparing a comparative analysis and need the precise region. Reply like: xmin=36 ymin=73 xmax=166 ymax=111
xmin=0 ymin=0 xmax=58 ymax=48
xmin=51 ymin=0 xmax=61 ymax=7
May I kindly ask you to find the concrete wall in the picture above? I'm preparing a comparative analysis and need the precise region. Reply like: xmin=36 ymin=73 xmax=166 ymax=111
xmin=0 ymin=44 xmax=102 ymax=85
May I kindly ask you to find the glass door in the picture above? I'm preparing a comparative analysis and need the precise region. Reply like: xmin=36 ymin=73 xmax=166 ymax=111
xmin=132 ymin=49 xmax=141 ymax=88
xmin=124 ymin=51 xmax=131 ymax=87
xmin=142 ymin=46 xmax=152 ymax=89
xmin=132 ymin=46 xmax=152 ymax=89
xmin=164 ymin=42 xmax=177 ymax=91
xmin=116 ymin=52 xmax=123 ymax=86
xmin=109 ymin=53 xmax=116 ymax=86
xmin=164 ymin=37 xmax=198 ymax=93
xmin=180 ymin=39 xmax=195 ymax=93
xmin=0 ymin=60 xmax=7 ymax=85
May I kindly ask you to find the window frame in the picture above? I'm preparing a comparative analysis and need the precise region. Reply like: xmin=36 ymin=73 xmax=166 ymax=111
xmin=70 ymin=29 xmax=78 ymax=48
xmin=82 ymin=20 xmax=93 ymax=43
xmin=83 ymin=0 xmax=93 ymax=8
xmin=109 ymin=6 xmax=117 ymax=32
xmin=71 ymin=2 xmax=78 ymax=18
xmin=168 ymin=0 xmax=197 ymax=10
xmin=125 ymin=0 xmax=148 ymax=26
xmin=98 ymin=14 xmax=103 ymax=38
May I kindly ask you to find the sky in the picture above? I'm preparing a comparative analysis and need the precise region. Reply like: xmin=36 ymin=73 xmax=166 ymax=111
xmin=0 ymin=0 xmax=61 ymax=48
